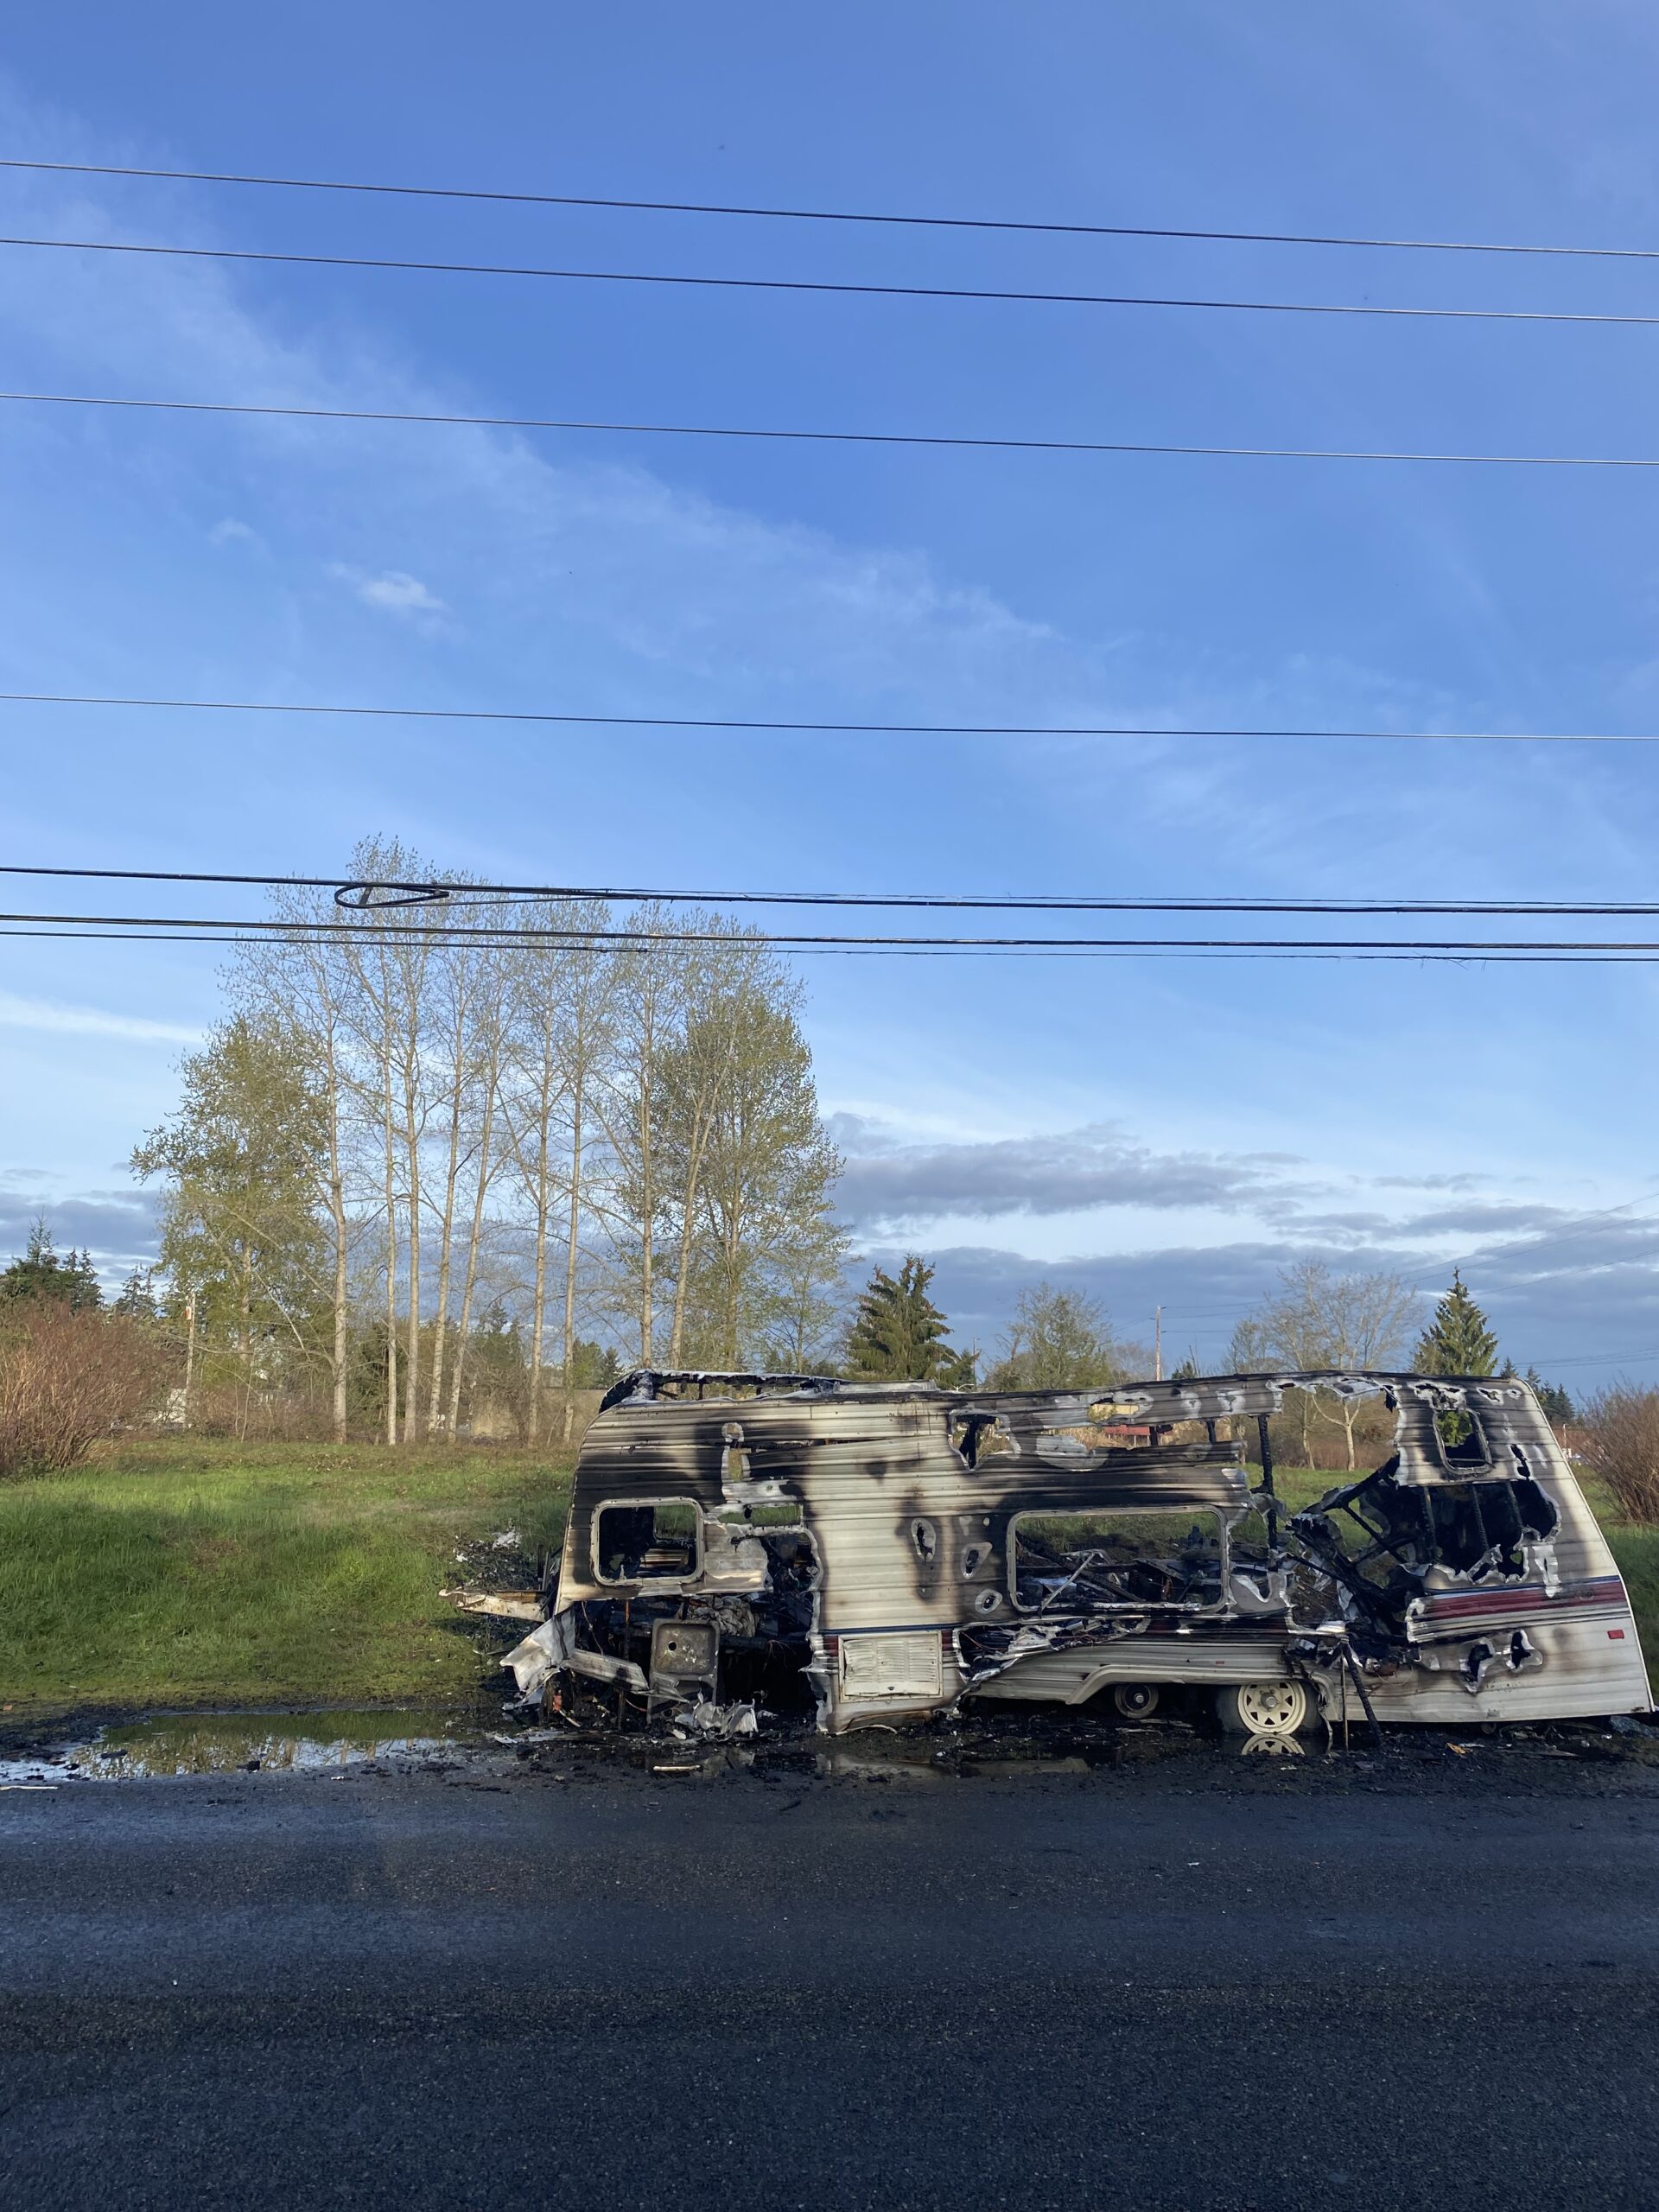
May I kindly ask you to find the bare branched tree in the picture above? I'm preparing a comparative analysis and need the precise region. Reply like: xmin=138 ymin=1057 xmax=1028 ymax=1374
xmin=1236 ymin=1262 xmax=1420 ymax=1468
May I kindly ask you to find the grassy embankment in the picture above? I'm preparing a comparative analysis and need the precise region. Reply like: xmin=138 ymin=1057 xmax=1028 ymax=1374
xmin=0 ymin=1440 xmax=575 ymax=1721
xmin=3 ymin=1445 xmax=1658 ymax=1722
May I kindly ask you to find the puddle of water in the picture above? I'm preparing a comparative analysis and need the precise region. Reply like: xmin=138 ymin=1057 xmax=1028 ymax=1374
xmin=3 ymin=1705 xmax=1641 ymax=1787
xmin=618 ymin=1726 xmax=1330 ymax=1785
xmin=0 ymin=1708 xmax=473 ymax=1783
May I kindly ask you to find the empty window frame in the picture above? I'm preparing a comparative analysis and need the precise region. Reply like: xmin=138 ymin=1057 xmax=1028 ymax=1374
xmin=1433 ymin=1408 xmax=1495 ymax=1471
xmin=593 ymin=1499 xmax=702 ymax=1584
xmin=1008 ymin=1508 xmax=1229 ymax=1614
xmin=1306 ymin=1467 xmax=1558 ymax=1584
xmin=1422 ymin=1478 xmax=1557 ymax=1574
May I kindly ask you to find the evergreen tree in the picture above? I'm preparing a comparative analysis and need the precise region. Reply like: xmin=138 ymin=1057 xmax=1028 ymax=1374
xmin=563 ymin=1338 xmax=621 ymax=1390
xmin=845 ymin=1255 xmax=975 ymax=1385
xmin=0 ymin=1220 xmax=103 ymax=1309
xmin=112 ymin=1266 xmax=160 ymax=1321
xmin=1525 ymin=1367 xmax=1575 ymax=1425
xmin=1414 ymin=1269 xmax=1499 ymax=1376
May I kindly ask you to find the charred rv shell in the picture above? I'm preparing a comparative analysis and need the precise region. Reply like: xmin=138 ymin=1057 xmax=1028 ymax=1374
xmin=501 ymin=1370 xmax=1653 ymax=1737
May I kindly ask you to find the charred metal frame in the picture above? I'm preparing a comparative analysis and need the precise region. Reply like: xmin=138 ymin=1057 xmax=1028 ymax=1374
xmin=498 ymin=1368 xmax=1654 ymax=1736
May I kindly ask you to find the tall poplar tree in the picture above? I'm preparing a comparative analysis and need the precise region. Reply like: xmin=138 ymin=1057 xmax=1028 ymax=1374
xmin=132 ymin=1017 xmax=329 ymax=1428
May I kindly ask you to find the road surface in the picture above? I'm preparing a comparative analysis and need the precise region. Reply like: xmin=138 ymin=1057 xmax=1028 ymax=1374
xmin=4 ymin=1733 xmax=1658 ymax=2209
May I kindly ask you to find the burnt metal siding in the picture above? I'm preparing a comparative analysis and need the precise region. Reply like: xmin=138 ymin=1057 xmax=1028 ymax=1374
xmin=1380 ymin=1376 xmax=1555 ymax=1485
xmin=559 ymin=1384 xmax=1251 ymax=1636
xmin=553 ymin=1369 xmax=1653 ymax=1723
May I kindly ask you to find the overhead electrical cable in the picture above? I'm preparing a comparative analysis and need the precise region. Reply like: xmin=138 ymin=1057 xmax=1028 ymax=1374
xmin=10 ymin=925 xmax=1655 ymax=963
xmin=4 ymin=156 xmax=1656 ymax=265
xmin=2 ymin=689 xmax=1654 ymax=744
xmin=9 ymin=387 xmax=1659 ymax=472
xmin=10 ymin=907 xmax=1659 ymax=957
xmin=7 ymin=862 xmax=1659 ymax=919
xmin=1527 ymin=1347 xmax=1659 ymax=1370
xmin=10 ymin=232 xmax=1659 ymax=328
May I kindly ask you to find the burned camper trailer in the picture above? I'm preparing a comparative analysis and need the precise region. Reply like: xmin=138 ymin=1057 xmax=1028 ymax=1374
xmin=501 ymin=1370 xmax=1652 ymax=1738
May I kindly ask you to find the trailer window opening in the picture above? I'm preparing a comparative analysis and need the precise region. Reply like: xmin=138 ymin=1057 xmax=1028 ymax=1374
xmin=1008 ymin=1508 xmax=1229 ymax=1614
xmin=594 ymin=1499 xmax=701 ymax=1583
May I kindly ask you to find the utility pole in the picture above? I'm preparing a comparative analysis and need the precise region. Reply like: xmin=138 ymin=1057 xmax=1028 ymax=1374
xmin=1153 ymin=1306 xmax=1162 ymax=1381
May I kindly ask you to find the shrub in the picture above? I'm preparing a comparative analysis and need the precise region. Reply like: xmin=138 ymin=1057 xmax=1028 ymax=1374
xmin=1579 ymin=1386 xmax=1659 ymax=1525
xmin=181 ymin=1382 xmax=340 ymax=1443
xmin=0 ymin=1304 xmax=175 ymax=1478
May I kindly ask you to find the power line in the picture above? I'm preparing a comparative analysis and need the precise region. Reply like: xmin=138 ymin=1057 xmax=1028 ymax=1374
xmin=11 ymin=907 xmax=1659 ymax=956
xmin=16 ymin=925 xmax=1653 ymax=962
xmin=13 ymin=919 xmax=1659 ymax=963
xmin=1522 ymin=1346 xmax=1659 ymax=1370
xmin=12 ymin=232 xmax=1659 ymax=329
xmin=2 ymin=690 xmax=1652 ymax=745
xmin=9 ymin=862 xmax=1659 ymax=919
xmin=11 ymin=386 xmax=1659 ymax=473
xmin=5 ymin=155 xmax=1655 ymax=266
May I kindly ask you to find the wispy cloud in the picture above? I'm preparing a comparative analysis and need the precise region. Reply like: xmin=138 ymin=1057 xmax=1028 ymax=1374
xmin=329 ymin=563 xmax=448 ymax=619
xmin=0 ymin=991 xmax=199 ymax=1045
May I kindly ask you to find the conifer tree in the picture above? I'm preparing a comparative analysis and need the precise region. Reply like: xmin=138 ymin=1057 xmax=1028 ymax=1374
xmin=845 ymin=1255 xmax=975 ymax=1385
xmin=1414 ymin=1270 xmax=1498 ymax=1376
xmin=113 ymin=1267 xmax=160 ymax=1321
xmin=0 ymin=1221 xmax=103 ymax=1310
xmin=1524 ymin=1367 xmax=1574 ymax=1425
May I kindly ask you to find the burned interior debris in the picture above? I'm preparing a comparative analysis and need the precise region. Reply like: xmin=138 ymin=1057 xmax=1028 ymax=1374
xmin=488 ymin=1370 xmax=1652 ymax=1739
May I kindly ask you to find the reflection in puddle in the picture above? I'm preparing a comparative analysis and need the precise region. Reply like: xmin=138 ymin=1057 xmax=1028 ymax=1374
xmin=0 ymin=1709 xmax=467 ymax=1783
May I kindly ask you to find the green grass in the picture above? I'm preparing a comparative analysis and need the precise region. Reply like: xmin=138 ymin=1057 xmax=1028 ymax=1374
xmin=0 ymin=1440 xmax=574 ymax=1720
xmin=5 ymin=1446 xmax=1658 ymax=1724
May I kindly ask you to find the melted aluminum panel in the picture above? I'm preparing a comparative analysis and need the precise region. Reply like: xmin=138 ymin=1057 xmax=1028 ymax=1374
xmin=511 ymin=1369 xmax=1652 ymax=1733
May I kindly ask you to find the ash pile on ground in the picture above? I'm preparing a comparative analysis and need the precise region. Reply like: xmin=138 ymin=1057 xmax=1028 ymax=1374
xmin=447 ymin=1526 xmax=543 ymax=1589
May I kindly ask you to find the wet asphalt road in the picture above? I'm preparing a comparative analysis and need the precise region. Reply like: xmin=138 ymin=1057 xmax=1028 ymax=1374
xmin=5 ymin=1738 xmax=1659 ymax=2211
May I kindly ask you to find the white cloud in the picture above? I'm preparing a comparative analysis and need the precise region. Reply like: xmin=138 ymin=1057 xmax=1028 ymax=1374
xmin=208 ymin=517 xmax=262 ymax=550
xmin=330 ymin=563 xmax=448 ymax=618
xmin=0 ymin=991 xmax=199 ymax=1045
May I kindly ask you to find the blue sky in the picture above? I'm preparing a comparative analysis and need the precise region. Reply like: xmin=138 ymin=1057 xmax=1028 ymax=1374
xmin=6 ymin=2 xmax=1659 ymax=1384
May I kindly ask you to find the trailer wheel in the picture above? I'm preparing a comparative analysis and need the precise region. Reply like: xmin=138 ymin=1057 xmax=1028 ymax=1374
xmin=1109 ymin=1682 xmax=1160 ymax=1719
xmin=1215 ymin=1680 xmax=1310 ymax=1738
